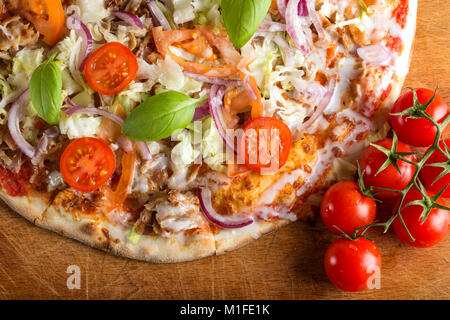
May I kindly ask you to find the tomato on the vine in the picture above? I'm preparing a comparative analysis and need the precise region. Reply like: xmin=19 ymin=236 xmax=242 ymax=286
xmin=324 ymin=237 xmax=382 ymax=292
xmin=393 ymin=188 xmax=449 ymax=248
xmin=60 ymin=137 xmax=116 ymax=193
xmin=420 ymin=139 xmax=450 ymax=198
xmin=84 ymin=42 xmax=138 ymax=96
xmin=359 ymin=139 xmax=417 ymax=199
xmin=390 ymin=88 xmax=449 ymax=147
xmin=320 ymin=181 xmax=376 ymax=235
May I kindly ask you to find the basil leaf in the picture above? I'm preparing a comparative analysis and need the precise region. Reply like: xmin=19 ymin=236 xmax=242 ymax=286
xmin=122 ymin=91 xmax=204 ymax=141
xmin=221 ymin=0 xmax=271 ymax=49
xmin=29 ymin=54 xmax=63 ymax=125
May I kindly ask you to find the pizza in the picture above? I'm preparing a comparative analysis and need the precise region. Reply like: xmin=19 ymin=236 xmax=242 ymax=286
xmin=0 ymin=0 xmax=417 ymax=263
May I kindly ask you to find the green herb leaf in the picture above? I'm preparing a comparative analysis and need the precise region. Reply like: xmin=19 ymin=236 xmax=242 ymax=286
xmin=221 ymin=0 xmax=271 ymax=49
xmin=122 ymin=91 xmax=205 ymax=141
xmin=29 ymin=54 xmax=63 ymax=125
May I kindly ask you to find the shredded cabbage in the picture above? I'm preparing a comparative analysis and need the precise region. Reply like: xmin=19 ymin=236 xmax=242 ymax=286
xmin=57 ymin=30 xmax=92 ymax=94
xmin=170 ymin=116 xmax=226 ymax=173
xmin=0 ymin=74 xmax=12 ymax=102
xmin=75 ymin=0 xmax=110 ymax=24
xmin=172 ymin=0 xmax=196 ymax=24
xmin=193 ymin=0 xmax=222 ymax=26
xmin=170 ymin=129 xmax=200 ymax=170
xmin=155 ymin=55 xmax=202 ymax=94
xmin=201 ymin=117 xmax=226 ymax=172
xmin=59 ymin=112 xmax=102 ymax=139
xmin=242 ymin=36 xmax=312 ymax=130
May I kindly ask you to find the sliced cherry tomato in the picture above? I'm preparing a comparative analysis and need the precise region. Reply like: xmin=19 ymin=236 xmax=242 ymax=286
xmin=152 ymin=26 xmax=238 ymax=77
xmin=15 ymin=0 xmax=65 ymax=46
xmin=324 ymin=238 xmax=382 ymax=292
xmin=240 ymin=117 xmax=292 ymax=174
xmin=359 ymin=139 xmax=417 ymax=199
xmin=84 ymin=42 xmax=138 ymax=96
xmin=320 ymin=181 xmax=376 ymax=236
xmin=420 ymin=139 xmax=450 ymax=198
xmin=390 ymin=88 xmax=449 ymax=147
xmin=60 ymin=137 xmax=116 ymax=193
xmin=393 ymin=188 xmax=449 ymax=248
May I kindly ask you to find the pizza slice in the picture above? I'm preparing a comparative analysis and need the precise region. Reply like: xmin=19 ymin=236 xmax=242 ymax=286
xmin=0 ymin=0 xmax=417 ymax=262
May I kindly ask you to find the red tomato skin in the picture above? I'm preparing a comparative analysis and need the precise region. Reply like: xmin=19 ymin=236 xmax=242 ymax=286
xmin=84 ymin=42 xmax=138 ymax=96
xmin=239 ymin=117 xmax=293 ymax=173
xmin=359 ymin=139 xmax=417 ymax=199
xmin=60 ymin=137 xmax=116 ymax=193
xmin=420 ymin=140 xmax=450 ymax=198
xmin=320 ymin=181 xmax=376 ymax=235
xmin=393 ymin=189 xmax=449 ymax=248
xmin=324 ymin=238 xmax=382 ymax=292
xmin=390 ymin=89 xmax=449 ymax=147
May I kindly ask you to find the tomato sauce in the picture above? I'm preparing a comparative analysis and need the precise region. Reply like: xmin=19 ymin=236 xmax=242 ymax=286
xmin=386 ymin=35 xmax=402 ymax=53
xmin=0 ymin=164 xmax=31 ymax=197
xmin=394 ymin=0 xmax=409 ymax=29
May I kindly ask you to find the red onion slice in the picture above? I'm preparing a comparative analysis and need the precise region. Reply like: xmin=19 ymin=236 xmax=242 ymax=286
xmin=298 ymin=76 xmax=337 ymax=132
xmin=66 ymin=16 xmax=93 ymax=71
xmin=357 ymin=44 xmax=393 ymax=66
xmin=193 ymin=100 xmax=210 ymax=121
xmin=242 ymin=75 xmax=257 ymax=100
xmin=285 ymin=0 xmax=313 ymax=53
xmin=0 ymin=25 xmax=13 ymax=40
xmin=8 ymin=90 xmax=35 ymax=158
xmin=117 ymin=135 xmax=134 ymax=153
xmin=136 ymin=141 xmax=152 ymax=161
xmin=7 ymin=89 xmax=52 ymax=163
xmin=63 ymin=99 xmax=151 ymax=160
xmin=298 ymin=0 xmax=309 ymax=16
xmin=198 ymin=188 xmax=254 ymax=229
xmin=209 ymin=85 xmax=237 ymax=153
xmin=277 ymin=0 xmax=287 ymax=19
xmin=258 ymin=20 xmax=286 ymax=32
xmin=307 ymin=1 xmax=326 ymax=39
xmin=63 ymin=105 xmax=125 ymax=125
xmin=184 ymin=72 xmax=242 ymax=87
xmin=113 ymin=11 xmax=144 ymax=29
xmin=147 ymin=0 xmax=172 ymax=30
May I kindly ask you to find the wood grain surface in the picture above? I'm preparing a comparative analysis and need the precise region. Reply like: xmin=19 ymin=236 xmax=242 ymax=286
xmin=0 ymin=0 xmax=449 ymax=300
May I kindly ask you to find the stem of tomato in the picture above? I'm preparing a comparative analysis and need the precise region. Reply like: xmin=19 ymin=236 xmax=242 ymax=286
xmin=352 ymin=89 xmax=450 ymax=242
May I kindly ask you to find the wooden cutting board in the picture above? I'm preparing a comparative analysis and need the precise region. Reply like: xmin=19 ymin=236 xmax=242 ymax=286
xmin=0 ymin=0 xmax=448 ymax=300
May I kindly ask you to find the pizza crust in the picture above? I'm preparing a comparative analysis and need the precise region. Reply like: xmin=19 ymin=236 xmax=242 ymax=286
xmin=38 ymin=204 xmax=216 ymax=263
xmin=0 ymin=190 xmax=51 ymax=225
xmin=0 ymin=1 xmax=418 ymax=263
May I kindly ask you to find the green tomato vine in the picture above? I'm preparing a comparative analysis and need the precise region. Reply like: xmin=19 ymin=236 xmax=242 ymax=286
xmin=351 ymin=88 xmax=450 ymax=242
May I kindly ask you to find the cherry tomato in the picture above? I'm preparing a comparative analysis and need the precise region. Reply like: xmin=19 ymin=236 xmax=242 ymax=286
xmin=390 ymin=88 xmax=449 ymax=147
xmin=84 ymin=42 xmax=138 ymax=96
xmin=359 ymin=139 xmax=417 ymax=199
xmin=324 ymin=238 xmax=382 ymax=292
xmin=60 ymin=137 xmax=116 ymax=193
xmin=320 ymin=181 xmax=376 ymax=235
xmin=14 ymin=0 xmax=65 ymax=46
xmin=393 ymin=188 xmax=449 ymax=248
xmin=239 ymin=117 xmax=292 ymax=174
xmin=420 ymin=139 xmax=450 ymax=198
